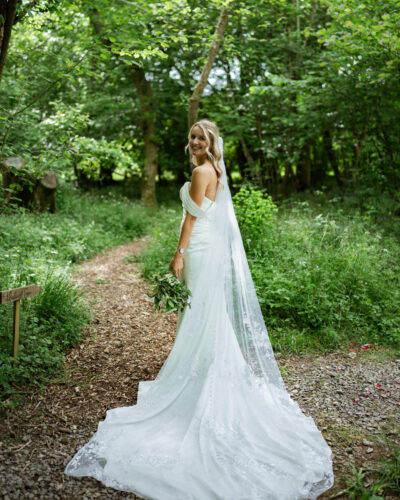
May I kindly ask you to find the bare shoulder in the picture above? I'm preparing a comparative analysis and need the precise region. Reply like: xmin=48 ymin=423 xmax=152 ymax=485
xmin=192 ymin=165 xmax=214 ymax=178
xmin=192 ymin=164 xmax=217 ymax=183
xmin=190 ymin=165 xmax=218 ymax=202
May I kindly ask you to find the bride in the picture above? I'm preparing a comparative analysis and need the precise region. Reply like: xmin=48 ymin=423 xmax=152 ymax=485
xmin=64 ymin=119 xmax=334 ymax=499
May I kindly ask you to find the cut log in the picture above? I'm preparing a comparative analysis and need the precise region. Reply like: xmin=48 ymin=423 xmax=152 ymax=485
xmin=3 ymin=157 xmax=25 ymax=170
xmin=33 ymin=171 xmax=58 ymax=213
xmin=41 ymin=171 xmax=58 ymax=190
xmin=1 ymin=156 xmax=33 ymax=204
xmin=1 ymin=157 xmax=58 ymax=212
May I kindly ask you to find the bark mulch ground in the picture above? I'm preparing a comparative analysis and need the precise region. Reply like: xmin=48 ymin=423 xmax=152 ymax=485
xmin=0 ymin=238 xmax=399 ymax=499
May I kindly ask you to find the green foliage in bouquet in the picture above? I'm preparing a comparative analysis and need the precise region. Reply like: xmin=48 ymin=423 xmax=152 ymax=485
xmin=149 ymin=273 xmax=192 ymax=313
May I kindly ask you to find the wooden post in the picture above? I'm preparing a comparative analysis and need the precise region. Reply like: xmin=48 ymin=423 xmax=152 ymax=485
xmin=0 ymin=285 xmax=41 ymax=362
xmin=13 ymin=299 xmax=20 ymax=359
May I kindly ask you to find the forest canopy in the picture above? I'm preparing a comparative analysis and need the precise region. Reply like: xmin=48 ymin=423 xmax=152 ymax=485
xmin=1 ymin=0 xmax=399 ymax=207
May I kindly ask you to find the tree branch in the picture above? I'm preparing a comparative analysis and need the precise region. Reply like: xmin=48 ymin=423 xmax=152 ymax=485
xmin=188 ymin=6 xmax=229 ymax=128
xmin=14 ymin=0 xmax=42 ymax=24
xmin=0 ymin=0 xmax=18 ymax=81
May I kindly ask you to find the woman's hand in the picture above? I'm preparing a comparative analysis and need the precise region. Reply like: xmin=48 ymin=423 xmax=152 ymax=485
xmin=169 ymin=252 xmax=184 ymax=278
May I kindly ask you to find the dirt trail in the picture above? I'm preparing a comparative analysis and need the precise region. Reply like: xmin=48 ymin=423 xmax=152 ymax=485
xmin=0 ymin=238 xmax=399 ymax=499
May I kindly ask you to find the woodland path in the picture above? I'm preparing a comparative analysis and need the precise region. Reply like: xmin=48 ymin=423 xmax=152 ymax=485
xmin=0 ymin=238 xmax=399 ymax=499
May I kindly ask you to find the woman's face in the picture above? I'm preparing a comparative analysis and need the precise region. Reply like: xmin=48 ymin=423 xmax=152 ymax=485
xmin=189 ymin=126 xmax=208 ymax=161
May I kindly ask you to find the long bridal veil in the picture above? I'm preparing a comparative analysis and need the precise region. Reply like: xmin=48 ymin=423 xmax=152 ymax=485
xmin=214 ymin=136 xmax=287 ymax=390
xmin=64 ymin=135 xmax=334 ymax=499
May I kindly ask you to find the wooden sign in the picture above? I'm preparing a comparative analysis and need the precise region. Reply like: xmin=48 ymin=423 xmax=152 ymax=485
xmin=0 ymin=285 xmax=42 ymax=361
xmin=0 ymin=284 xmax=41 ymax=304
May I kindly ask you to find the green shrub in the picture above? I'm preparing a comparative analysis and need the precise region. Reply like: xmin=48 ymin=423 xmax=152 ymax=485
xmin=138 ymin=206 xmax=182 ymax=279
xmin=248 ymin=201 xmax=400 ymax=352
xmin=70 ymin=137 xmax=141 ymax=184
xmin=232 ymin=184 xmax=278 ymax=251
xmin=0 ymin=273 xmax=90 ymax=405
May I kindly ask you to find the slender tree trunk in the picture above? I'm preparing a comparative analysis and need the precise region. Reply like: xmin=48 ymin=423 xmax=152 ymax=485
xmin=188 ymin=7 xmax=229 ymax=128
xmin=235 ymin=144 xmax=247 ymax=180
xmin=240 ymin=138 xmax=256 ymax=171
xmin=350 ymin=125 xmax=367 ymax=187
xmin=131 ymin=67 xmax=158 ymax=207
xmin=90 ymin=9 xmax=158 ymax=207
xmin=281 ymin=162 xmax=295 ymax=197
xmin=0 ymin=0 xmax=18 ymax=82
xmin=272 ymin=159 xmax=279 ymax=198
xmin=297 ymin=141 xmax=311 ymax=190
xmin=323 ymin=130 xmax=343 ymax=188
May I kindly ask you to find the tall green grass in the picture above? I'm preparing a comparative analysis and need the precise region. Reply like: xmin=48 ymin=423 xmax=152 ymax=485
xmin=138 ymin=207 xmax=182 ymax=280
xmin=0 ymin=183 xmax=153 ymax=410
xmin=2 ymin=182 xmax=399 ymax=410
xmin=138 ymin=186 xmax=400 ymax=355
xmin=250 ymin=199 xmax=400 ymax=353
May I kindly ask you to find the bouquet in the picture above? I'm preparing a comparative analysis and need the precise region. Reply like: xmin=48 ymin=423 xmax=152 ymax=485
xmin=148 ymin=273 xmax=192 ymax=313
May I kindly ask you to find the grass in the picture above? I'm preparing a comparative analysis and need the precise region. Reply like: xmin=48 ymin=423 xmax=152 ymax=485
xmin=2 ymin=181 xmax=399 ymax=411
xmin=137 ymin=206 xmax=182 ymax=280
xmin=252 ymin=200 xmax=400 ymax=353
xmin=0 ymin=182 xmax=155 ymax=411
xmin=343 ymin=442 xmax=400 ymax=499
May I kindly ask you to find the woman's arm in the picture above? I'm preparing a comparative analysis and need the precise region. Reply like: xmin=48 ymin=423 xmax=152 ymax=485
xmin=188 ymin=167 xmax=209 ymax=206
xmin=169 ymin=168 xmax=209 ymax=278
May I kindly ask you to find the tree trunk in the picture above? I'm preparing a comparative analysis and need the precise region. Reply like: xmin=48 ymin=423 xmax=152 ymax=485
xmin=131 ymin=67 xmax=158 ymax=208
xmin=264 ymin=159 xmax=278 ymax=198
xmin=90 ymin=9 xmax=158 ymax=207
xmin=188 ymin=7 xmax=229 ymax=129
xmin=0 ymin=0 xmax=18 ymax=82
xmin=281 ymin=162 xmax=294 ymax=197
xmin=239 ymin=137 xmax=263 ymax=187
xmin=297 ymin=141 xmax=311 ymax=190
xmin=323 ymin=130 xmax=343 ymax=188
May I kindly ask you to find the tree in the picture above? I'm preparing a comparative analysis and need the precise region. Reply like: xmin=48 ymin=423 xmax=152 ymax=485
xmin=188 ymin=6 xmax=229 ymax=128
xmin=0 ymin=0 xmax=18 ymax=82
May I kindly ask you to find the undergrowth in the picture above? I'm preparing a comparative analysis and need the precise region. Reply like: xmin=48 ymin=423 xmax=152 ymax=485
xmin=0 ymin=183 xmax=153 ymax=411
xmin=138 ymin=185 xmax=400 ymax=355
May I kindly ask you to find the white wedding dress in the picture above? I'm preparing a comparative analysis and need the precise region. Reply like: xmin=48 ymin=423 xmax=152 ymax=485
xmin=65 ymin=139 xmax=334 ymax=499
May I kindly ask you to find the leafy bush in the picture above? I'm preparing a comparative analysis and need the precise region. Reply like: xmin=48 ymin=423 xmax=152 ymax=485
xmin=247 ymin=200 xmax=400 ymax=352
xmin=138 ymin=206 xmax=182 ymax=279
xmin=232 ymin=184 xmax=278 ymax=251
xmin=0 ymin=272 xmax=90 ymax=406
xmin=71 ymin=137 xmax=141 ymax=185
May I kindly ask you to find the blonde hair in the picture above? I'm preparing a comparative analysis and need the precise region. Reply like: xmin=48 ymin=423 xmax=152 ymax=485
xmin=185 ymin=119 xmax=223 ymax=187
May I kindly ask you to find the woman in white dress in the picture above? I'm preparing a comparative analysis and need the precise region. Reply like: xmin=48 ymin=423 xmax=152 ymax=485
xmin=64 ymin=119 xmax=334 ymax=499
